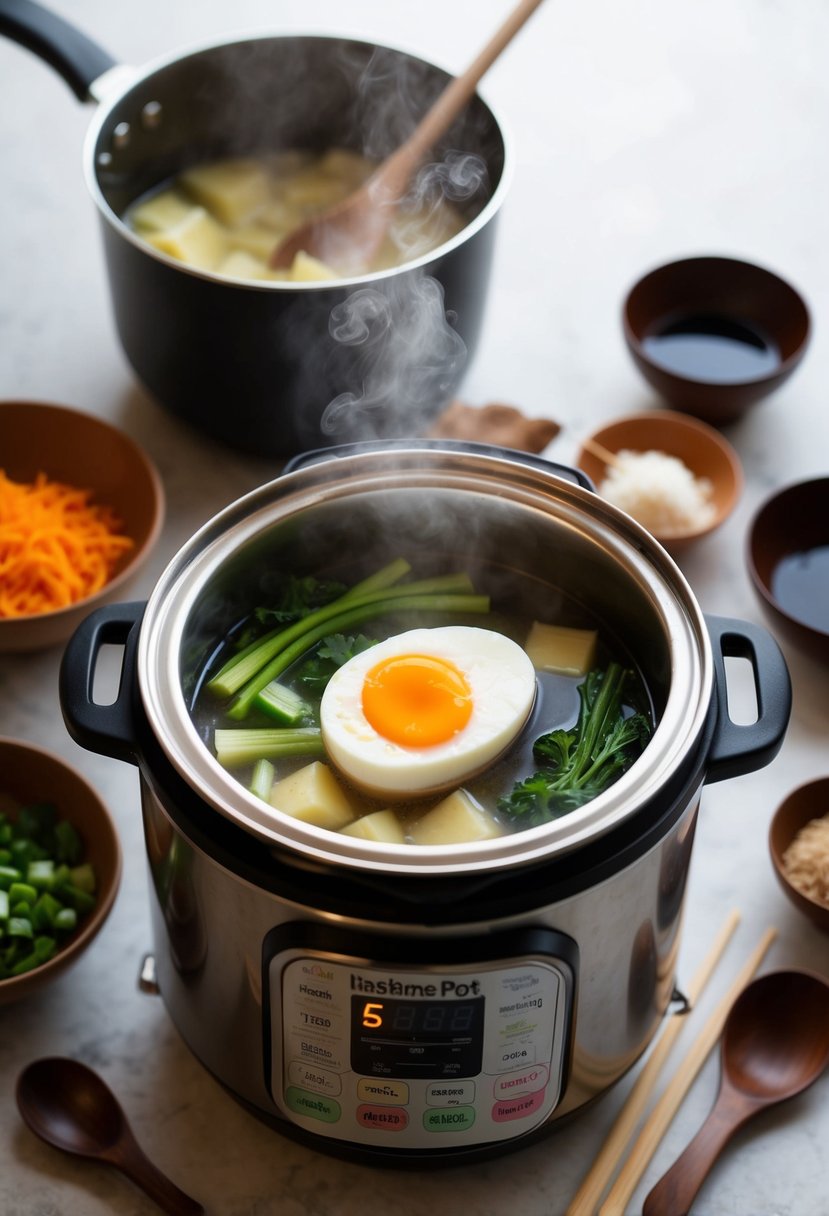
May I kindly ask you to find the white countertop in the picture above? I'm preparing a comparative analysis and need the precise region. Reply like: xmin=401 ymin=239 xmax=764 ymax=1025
xmin=1 ymin=1 xmax=827 ymax=1213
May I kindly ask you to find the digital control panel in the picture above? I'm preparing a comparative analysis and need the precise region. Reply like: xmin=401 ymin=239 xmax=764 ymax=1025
xmin=266 ymin=935 xmax=575 ymax=1150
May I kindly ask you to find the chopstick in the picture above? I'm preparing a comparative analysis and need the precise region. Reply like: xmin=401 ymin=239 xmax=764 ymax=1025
xmin=597 ymin=925 xmax=777 ymax=1216
xmin=565 ymin=909 xmax=741 ymax=1216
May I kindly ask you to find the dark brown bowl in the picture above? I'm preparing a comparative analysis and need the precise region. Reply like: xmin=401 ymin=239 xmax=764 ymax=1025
xmin=0 ymin=400 xmax=164 ymax=653
xmin=747 ymin=477 xmax=829 ymax=663
xmin=769 ymin=778 xmax=829 ymax=935
xmin=0 ymin=737 xmax=122 ymax=1004
xmin=623 ymin=256 xmax=810 ymax=425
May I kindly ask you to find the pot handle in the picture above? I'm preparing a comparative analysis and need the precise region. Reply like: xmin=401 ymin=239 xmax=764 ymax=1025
xmin=703 ymin=615 xmax=791 ymax=784
xmin=282 ymin=439 xmax=595 ymax=492
xmin=59 ymin=602 xmax=144 ymax=766
xmin=0 ymin=0 xmax=116 ymax=101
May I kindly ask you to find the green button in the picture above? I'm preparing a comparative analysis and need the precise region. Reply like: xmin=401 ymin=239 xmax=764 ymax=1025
xmin=285 ymin=1086 xmax=341 ymax=1124
xmin=423 ymin=1105 xmax=476 ymax=1133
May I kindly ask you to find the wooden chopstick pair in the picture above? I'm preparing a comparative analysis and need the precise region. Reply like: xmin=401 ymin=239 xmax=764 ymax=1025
xmin=566 ymin=911 xmax=777 ymax=1216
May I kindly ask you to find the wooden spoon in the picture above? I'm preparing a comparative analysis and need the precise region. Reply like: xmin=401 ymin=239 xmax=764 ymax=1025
xmin=642 ymin=970 xmax=829 ymax=1216
xmin=269 ymin=0 xmax=546 ymax=273
xmin=16 ymin=1057 xmax=204 ymax=1215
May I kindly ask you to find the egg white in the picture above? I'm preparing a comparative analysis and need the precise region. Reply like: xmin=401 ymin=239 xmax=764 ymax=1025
xmin=319 ymin=625 xmax=536 ymax=798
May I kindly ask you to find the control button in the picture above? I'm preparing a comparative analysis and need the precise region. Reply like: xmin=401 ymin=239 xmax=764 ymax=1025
xmin=356 ymin=1104 xmax=409 ymax=1132
xmin=496 ymin=1043 xmax=536 ymax=1070
xmin=423 ymin=1106 xmax=476 ymax=1133
xmin=357 ymin=1079 xmax=409 ymax=1105
xmin=491 ymin=1087 xmax=546 ymax=1123
xmin=289 ymin=1034 xmax=346 ymax=1073
xmin=285 ymin=1087 xmax=341 ymax=1124
xmin=494 ymin=1065 xmax=549 ymax=1100
xmin=288 ymin=1061 xmax=342 ymax=1096
xmin=426 ymin=1081 xmax=476 ymax=1106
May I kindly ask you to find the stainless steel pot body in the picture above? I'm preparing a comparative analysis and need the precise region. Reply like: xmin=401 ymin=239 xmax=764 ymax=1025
xmin=0 ymin=3 xmax=508 ymax=455
xmin=60 ymin=444 xmax=792 ymax=1163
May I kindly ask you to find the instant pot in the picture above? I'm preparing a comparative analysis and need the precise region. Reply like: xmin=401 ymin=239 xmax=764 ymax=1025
xmin=60 ymin=444 xmax=791 ymax=1164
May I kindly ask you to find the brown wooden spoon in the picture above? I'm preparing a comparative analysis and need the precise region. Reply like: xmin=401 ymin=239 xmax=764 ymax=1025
xmin=269 ymin=0 xmax=546 ymax=273
xmin=643 ymin=970 xmax=829 ymax=1216
xmin=16 ymin=1056 xmax=204 ymax=1215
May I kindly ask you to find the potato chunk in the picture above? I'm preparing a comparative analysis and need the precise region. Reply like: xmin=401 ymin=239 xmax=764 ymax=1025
xmin=227 ymin=223 xmax=279 ymax=261
xmin=340 ymin=810 xmax=405 ymax=843
xmin=130 ymin=188 xmax=195 ymax=233
xmin=524 ymin=622 xmax=598 ymax=676
xmin=146 ymin=206 xmax=227 ymax=270
xmin=409 ymin=789 xmax=503 ymax=846
xmin=270 ymin=761 xmax=355 ymax=830
xmin=288 ymin=251 xmax=337 ymax=282
xmin=180 ymin=158 xmax=271 ymax=227
xmin=216 ymin=250 xmax=269 ymax=281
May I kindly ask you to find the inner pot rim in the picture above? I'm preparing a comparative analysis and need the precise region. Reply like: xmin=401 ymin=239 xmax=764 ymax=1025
xmin=135 ymin=447 xmax=713 ymax=875
xmin=81 ymin=31 xmax=512 ymax=292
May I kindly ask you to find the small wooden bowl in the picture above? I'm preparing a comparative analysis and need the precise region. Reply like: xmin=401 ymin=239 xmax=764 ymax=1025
xmin=747 ymin=477 xmax=829 ymax=664
xmin=769 ymin=778 xmax=829 ymax=935
xmin=0 ymin=737 xmax=122 ymax=1004
xmin=623 ymin=256 xmax=810 ymax=425
xmin=0 ymin=400 xmax=164 ymax=653
xmin=575 ymin=410 xmax=743 ymax=554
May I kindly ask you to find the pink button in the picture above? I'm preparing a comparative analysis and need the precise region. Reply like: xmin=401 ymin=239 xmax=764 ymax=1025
xmin=491 ymin=1088 xmax=546 ymax=1123
xmin=356 ymin=1104 xmax=409 ymax=1132
xmin=494 ymin=1065 xmax=549 ymax=1099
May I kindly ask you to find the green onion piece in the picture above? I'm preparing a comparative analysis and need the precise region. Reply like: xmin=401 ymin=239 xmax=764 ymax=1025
xmin=69 ymin=863 xmax=97 ymax=895
xmin=253 ymin=681 xmax=311 ymax=725
xmin=9 ymin=881 xmax=38 ymax=906
xmin=26 ymin=859 xmax=55 ymax=889
xmin=249 ymin=758 xmax=276 ymax=802
xmin=53 ymin=907 xmax=78 ymax=932
xmin=0 ymin=866 xmax=22 ymax=890
xmin=8 ymin=917 xmax=33 ymax=939
xmin=214 ymin=727 xmax=324 ymax=769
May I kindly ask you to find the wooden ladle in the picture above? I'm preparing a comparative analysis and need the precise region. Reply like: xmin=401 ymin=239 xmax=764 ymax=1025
xmin=269 ymin=0 xmax=546 ymax=273
xmin=16 ymin=1056 xmax=204 ymax=1215
xmin=643 ymin=970 xmax=829 ymax=1216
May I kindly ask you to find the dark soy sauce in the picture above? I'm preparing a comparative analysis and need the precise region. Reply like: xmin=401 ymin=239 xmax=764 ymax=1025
xmin=642 ymin=313 xmax=781 ymax=383
xmin=771 ymin=545 xmax=829 ymax=632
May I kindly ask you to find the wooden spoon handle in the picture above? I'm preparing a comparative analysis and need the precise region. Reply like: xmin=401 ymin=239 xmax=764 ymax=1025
xmin=378 ymin=0 xmax=546 ymax=193
xmin=642 ymin=1088 xmax=758 ymax=1216
xmin=110 ymin=1139 xmax=205 ymax=1215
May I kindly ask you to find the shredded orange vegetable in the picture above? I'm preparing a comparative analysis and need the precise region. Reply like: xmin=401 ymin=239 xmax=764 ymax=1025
xmin=0 ymin=469 xmax=134 ymax=618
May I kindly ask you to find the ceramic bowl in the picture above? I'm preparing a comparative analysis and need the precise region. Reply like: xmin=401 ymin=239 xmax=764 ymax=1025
xmin=769 ymin=777 xmax=829 ymax=935
xmin=0 ymin=400 xmax=164 ymax=653
xmin=574 ymin=410 xmax=743 ymax=553
xmin=747 ymin=477 xmax=829 ymax=663
xmin=0 ymin=737 xmax=122 ymax=1004
xmin=622 ymin=256 xmax=810 ymax=425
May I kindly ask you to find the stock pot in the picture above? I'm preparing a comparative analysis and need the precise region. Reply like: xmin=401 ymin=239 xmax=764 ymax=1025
xmin=59 ymin=443 xmax=791 ymax=1163
xmin=0 ymin=0 xmax=507 ymax=454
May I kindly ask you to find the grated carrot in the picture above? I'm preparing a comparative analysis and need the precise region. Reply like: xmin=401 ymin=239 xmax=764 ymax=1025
xmin=0 ymin=469 xmax=134 ymax=618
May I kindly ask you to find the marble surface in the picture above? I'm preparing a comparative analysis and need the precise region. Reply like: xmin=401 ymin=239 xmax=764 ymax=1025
xmin=1 ymin=1 xmax=828 ymax=1212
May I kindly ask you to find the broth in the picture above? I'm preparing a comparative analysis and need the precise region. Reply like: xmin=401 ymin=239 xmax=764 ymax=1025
xmin=190 ymin=562 xmax=654 ymax=844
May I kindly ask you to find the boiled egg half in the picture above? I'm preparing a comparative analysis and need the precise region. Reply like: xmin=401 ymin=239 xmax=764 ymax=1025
xmin=319 ymin=625 xmax=536 ymax=798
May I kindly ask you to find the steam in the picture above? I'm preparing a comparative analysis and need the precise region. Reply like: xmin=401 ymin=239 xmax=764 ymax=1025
xmin=320 ymin=274 xmax=468 ymax=439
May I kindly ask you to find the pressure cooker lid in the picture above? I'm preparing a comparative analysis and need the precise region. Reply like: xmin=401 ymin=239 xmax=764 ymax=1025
xmin=136 ymin=445 xmax=713 ymax=875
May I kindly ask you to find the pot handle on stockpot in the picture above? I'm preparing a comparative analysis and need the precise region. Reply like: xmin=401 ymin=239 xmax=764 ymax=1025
xmin=703 ymin=615 xmax=792 ymax=784
xmin=0 ymin=0 xmax=117 ymax=101
xmin=59 ymin=602 xmax=144 ymax=766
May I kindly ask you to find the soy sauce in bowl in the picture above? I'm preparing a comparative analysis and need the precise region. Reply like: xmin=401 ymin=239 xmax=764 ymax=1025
xmin=771 ymin=546 xmax=829 ymax=633
xmin=641 ymin=313 xmax=781 ymax=384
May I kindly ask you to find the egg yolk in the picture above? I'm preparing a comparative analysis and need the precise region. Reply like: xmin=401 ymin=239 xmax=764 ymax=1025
xmin=362 ymin=653 xmax=473 ymax=748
